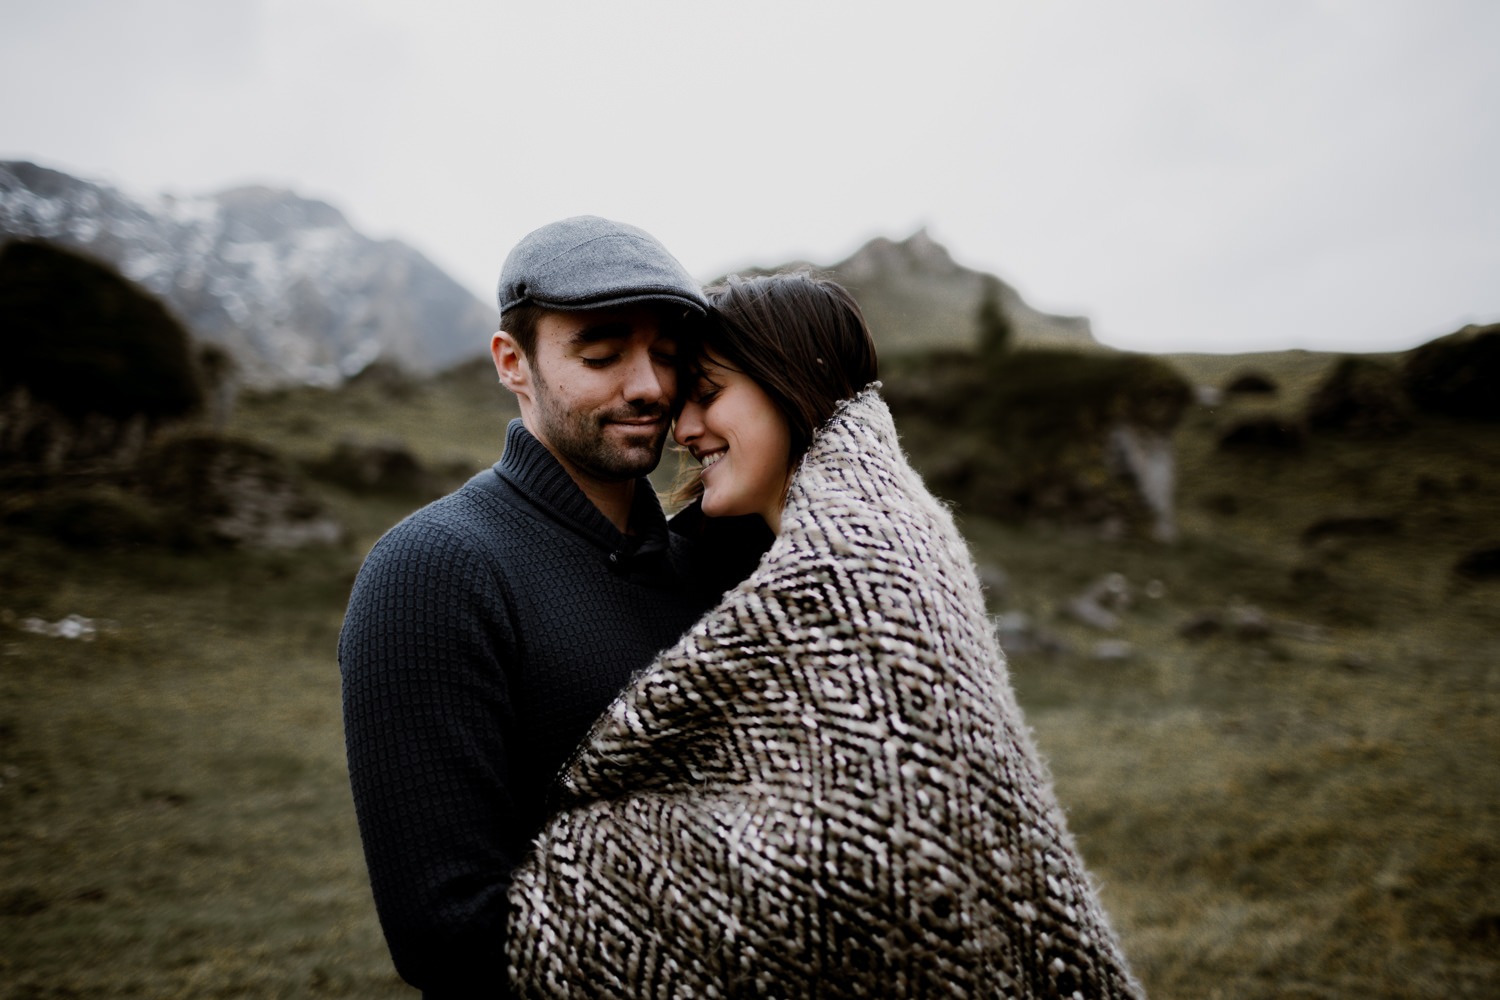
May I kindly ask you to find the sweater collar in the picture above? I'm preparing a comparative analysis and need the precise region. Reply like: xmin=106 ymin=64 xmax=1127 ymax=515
xmin=494 ymin=418 xmax=671 ymax=569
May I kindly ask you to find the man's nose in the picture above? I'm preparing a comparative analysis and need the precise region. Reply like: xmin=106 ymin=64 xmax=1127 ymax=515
xmin=622 ymin=350 xmax=668 ymax=406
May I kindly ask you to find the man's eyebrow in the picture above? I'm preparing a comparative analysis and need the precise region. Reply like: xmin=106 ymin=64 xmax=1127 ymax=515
xmin=568 ymin=321 xmax=633 ymax=346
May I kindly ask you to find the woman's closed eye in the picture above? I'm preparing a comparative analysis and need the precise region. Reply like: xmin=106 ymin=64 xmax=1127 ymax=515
xmin=690 ymin=382 xmax=722 ymax=405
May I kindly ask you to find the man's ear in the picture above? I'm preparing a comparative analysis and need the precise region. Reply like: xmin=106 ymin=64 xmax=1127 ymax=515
xmin=492 ymin=331 xmax=532 ymax=404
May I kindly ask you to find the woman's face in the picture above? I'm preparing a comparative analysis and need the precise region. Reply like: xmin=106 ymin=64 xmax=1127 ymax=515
xmin=673 ymin=352 xmax=792 ymax=532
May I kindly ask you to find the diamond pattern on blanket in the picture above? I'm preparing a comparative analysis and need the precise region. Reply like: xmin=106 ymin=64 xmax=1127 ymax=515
xmin=509 ymin=390 xmax=1144 ymax=999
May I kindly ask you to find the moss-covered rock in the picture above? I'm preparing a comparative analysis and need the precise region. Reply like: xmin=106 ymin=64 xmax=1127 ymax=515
xmin=308 ymin=437 xmax=443 ymax=499
xmin=1225 ymin=371 xmax=1279 ymax=395
xmin=1454 ymin=544 xmax=1500 ymax=581
xmin=0 ymin=483 xmax=175 ymax=550
xmin=885 ymin=348 xmax=1192 ymax=539
xmin=1305 ymin=356 xmax=1412 ymax=436
xmin=1217 ymin=416 xmax=1306 ymax=452
xmin=1402 ymin=323 xmax=1500 ymax=421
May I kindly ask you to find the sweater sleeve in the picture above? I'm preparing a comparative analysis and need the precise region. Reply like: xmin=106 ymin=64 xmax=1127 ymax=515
xmin=338 ymin=517 xmax=522 ymax=998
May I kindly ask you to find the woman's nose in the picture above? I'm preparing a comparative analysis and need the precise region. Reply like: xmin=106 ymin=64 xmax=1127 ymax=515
xmin=674 ymin=401 xmax=703 ymax=446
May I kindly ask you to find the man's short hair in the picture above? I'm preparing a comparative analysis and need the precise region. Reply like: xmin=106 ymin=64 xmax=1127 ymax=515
xmin=499 ymin=302 xmax=545 ymax=361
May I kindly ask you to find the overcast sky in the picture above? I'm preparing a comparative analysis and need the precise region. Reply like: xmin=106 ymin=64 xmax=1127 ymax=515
xmin=3 ymin=0 xmax=1496 ymax=353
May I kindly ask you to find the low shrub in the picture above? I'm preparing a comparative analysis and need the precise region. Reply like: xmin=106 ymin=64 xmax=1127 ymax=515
xmin=1 ymin=483 xmax=176 ymax=550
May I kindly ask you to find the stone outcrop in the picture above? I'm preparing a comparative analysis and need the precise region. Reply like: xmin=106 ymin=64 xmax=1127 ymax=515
xmin=884 ymin=348 xmax=1192 ymax=541
xmin=140 ymin=435 xmax=343 ymax=549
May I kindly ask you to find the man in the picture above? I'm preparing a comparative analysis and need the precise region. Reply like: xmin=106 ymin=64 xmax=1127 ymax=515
xmin=339 ymin=217 xmax=738 ymax=998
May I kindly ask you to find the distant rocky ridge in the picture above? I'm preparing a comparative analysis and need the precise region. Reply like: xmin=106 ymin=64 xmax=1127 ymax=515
xmin=2 ymin=160 xmax=1091 ymax=386
xmin=736 ymin=228 xmax=1098 ymax=353
xmin=0 ymin=161 xmax=496 ymax=387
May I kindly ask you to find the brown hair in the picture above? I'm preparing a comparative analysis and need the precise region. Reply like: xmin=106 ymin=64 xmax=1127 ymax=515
xmin=673 ymin=271 xmax=879 ymax=505
xmin=499 ymin=302 xmax=545 ymax=360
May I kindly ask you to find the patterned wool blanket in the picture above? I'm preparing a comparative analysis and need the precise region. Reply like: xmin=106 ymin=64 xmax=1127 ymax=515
xmin=508 ymin=389 xmax=1144 ymax=999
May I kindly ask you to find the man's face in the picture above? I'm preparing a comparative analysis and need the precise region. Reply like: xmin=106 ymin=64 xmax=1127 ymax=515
xmin=511 ymin=304 xmax=683 ymax=487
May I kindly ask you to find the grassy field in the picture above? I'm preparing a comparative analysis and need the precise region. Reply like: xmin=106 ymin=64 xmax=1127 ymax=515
xmin=2 ymin=351 xmax=1496 ymax=997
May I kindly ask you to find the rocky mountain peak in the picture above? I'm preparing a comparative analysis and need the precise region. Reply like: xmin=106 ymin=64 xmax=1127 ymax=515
xmin=808 ymin=229 xmax=1098 ymax=354
xmin=837 ymin=227 xmax=959 ymax=283
xmin=0 ymin=161 xmax=496 ymax=387
xmin=210 ymin=185 xmax=351 ymax=238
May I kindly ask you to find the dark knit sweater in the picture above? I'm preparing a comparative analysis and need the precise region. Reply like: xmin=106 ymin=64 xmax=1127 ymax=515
xmin=339 ymin=419 xmax=749 ymax=999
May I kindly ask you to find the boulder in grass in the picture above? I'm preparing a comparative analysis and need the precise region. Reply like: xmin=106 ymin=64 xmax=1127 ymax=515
xmin=1217 ymin=415 xmax=1306 ymax=452
xmin=1454 ymin=545 xmax=1500 ymax=582
xmin=1224 ymin=371 xmax=1279 ymax=395
xmin=1065 ymin=572 xmax=1132 ymax=631
xmin=1 ymin=483 xmax=173 ymax=550
xmin=343 ymin=358 xmax=419 ymax=401
xmin=1301 ymin=515 xmax=1400 ymax=547
xmin=1178 ymin=611 xmax=1223 ymax=641
xmin=310 ymin=437 xmax=443 ymax=499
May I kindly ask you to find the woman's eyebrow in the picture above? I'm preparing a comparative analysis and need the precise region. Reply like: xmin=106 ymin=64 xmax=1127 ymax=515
xmin=700 ymin=358 xmax=742 ymax=377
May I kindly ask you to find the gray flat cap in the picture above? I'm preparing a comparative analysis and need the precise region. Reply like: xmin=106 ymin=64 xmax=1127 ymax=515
xmin=498 ymin=215 xmax=708 ymax=317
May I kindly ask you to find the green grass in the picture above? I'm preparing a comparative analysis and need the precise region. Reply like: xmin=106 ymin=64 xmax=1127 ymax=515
xmin=954 ymin=508 xmax=1499 ymax=998
xmin=945 ymin=356 xmax=1500 ymax=998
xmin=0 ymin=542 xmax=407 ymax=998
xmin=2 ymin=350 xmax=1497 ymax=998
xmin=234 ymin=358 xmax=516 ymax=476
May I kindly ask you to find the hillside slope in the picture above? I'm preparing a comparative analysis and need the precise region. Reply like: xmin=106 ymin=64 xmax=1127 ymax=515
xmin=3 ymin=344 xmax=1495 ymax=998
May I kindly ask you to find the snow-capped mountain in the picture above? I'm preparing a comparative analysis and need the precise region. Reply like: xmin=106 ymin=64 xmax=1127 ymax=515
xmin=0 ymin=161 xmax=496 ymax=386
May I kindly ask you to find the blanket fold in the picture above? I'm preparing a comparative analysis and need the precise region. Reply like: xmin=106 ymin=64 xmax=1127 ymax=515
xmin=509 ymin=389 xmax=1144 ymax=999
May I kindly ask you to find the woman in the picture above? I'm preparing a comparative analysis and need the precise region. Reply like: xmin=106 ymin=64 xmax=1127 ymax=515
xmin=508 ymin=273 xmax=1143 ymax=999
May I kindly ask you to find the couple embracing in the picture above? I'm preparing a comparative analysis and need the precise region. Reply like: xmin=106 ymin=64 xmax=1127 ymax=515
xmin=340 ymin=217 xmax=1144 ymax=999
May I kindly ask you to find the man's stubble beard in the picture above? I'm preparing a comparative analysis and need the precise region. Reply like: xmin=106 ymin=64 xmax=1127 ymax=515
xmin=531 ymin=370 xmax=670 ymax=483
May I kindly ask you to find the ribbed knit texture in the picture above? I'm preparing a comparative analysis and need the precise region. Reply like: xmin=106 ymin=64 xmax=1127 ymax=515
xmin=508 ymin=390 xmax=1145 ymax=999
xmin=340 ymin=419 xmax=720 ymax=999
